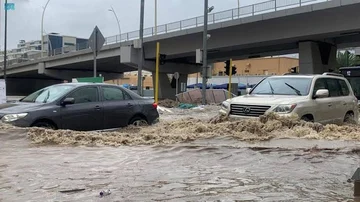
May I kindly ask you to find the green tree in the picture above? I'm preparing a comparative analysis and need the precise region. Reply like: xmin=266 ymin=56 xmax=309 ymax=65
xmin=337 ymin=50 xmax=360 ymax=70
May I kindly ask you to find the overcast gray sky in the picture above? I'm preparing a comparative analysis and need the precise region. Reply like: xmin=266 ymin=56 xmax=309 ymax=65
xmin=1 ymin=0 xmax=271 ymax=49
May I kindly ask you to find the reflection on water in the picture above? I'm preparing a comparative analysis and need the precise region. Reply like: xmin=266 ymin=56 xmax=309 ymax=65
xmin=1 ymin=110 xmax=360 ymax=201
xmin=0 ymin=131 xmax=359 ymax=202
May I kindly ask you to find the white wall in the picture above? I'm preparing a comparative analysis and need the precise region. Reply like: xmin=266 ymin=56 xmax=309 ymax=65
xmin=188 ymin=75 xmax=268 ymax=85
xmin=62 ymin=36 xmax=76 ymax=46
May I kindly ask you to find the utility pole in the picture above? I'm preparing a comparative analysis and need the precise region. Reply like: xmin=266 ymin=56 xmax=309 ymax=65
xmin=41 ymin=0 xmax=51 ymax=58
xmin=201 ymin=0 xmax=208 ymax=105
xmin=138 ymin=0 xmax=145 ymax=96
xmin=155 ymin=0 xmax=157 ymax=35
xmin=155 ymin=42 xmax=160 ymax=103
xmin=93 ymin=29 xmax=98 ymax=77
xmin=4 ymin=0 xmax=8 ymax=85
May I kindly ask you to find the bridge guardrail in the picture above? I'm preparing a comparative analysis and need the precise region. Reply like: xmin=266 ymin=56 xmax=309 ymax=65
xmin=2 ymin=0 xmax=329 ymax=68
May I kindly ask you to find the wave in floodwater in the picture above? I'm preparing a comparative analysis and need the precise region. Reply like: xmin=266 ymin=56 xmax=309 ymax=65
xmin=24 ymin=113 xmax=360 ymax=147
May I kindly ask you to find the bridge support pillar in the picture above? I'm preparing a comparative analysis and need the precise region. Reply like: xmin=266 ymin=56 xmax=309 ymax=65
xmin=152 ymin=72 xmax=188 ymax=100
xmin=299 ymin=41 xmax=337 ymax=74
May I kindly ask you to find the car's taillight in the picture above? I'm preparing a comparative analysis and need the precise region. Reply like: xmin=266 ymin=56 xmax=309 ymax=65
xmin=152 ymin=103 xmax=158 ymax=109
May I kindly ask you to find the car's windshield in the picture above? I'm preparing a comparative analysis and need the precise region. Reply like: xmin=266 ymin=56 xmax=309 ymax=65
xmin=20 ymin=85 xmax=76 ymax=103
xmin=251 ymin=77 xmax=312 ymax=96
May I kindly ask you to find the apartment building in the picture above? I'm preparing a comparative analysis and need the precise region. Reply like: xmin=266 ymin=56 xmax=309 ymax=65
xmin=0 ymin=33 xmax=88 ymax=65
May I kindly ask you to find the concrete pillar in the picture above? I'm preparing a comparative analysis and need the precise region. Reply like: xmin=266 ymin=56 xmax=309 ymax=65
xmin=152 ymin=72 xmax=188 ymax=100
xmin=299 ymin=41 xmax=337 ymax=74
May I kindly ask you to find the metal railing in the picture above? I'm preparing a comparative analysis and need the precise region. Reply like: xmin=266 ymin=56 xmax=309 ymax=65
xmin=2 ymin=0 xmax=329 ymax=67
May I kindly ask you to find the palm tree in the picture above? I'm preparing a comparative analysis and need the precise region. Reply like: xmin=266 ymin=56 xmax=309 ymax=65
xmin=337 ymin=50 xmax=360 ymax=70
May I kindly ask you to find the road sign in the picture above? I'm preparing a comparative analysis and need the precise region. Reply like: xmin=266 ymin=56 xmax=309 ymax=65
xmin=89 ymin=26 xmax=105 ymax=77
xmin=89 ymin=26 xmax=105 ymax=56
xmin=174 ymin=72 xmax=180 ymax=80
xmin=4 ymin=3 xmax=15 ymax=10
xmin=196 ymin=49 xmax=202 ymax=64
xmin=174 ymin=72 xmax=180 ymax=101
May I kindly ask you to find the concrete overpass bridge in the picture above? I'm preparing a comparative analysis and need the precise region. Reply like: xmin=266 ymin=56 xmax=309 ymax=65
xmin=3 ymin=0 xmax=360 ymax=98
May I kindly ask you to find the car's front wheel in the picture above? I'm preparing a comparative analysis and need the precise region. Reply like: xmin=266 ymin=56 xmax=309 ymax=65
xmin=129 ymin=117 xmax=148 ymax=127
xmin=301 ymin=115 xmax=314 ymax=122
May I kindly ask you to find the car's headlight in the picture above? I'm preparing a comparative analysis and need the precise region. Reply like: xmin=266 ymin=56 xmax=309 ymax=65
xmin=1 ymin=113 xmax=28 ymax=122
xmin=221 ymin=101 xmax=230 ymax=110
xmin=273 ymin=104 xmax=297 ymax=114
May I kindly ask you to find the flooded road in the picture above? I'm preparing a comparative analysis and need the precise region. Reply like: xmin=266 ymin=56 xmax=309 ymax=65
xmin=1 ymin=106 xmax=360 ymax=201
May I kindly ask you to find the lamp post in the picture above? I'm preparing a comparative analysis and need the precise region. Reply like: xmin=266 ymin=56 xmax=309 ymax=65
xmin=108 ymin=6 xmax=122 ymax=43
xmin=238 ymin=0 xmax=240 ymax=17
xmin=108 ymin=6 xmax=122 ymax=85
xmin=41 ymin=0 xmax=51 ymax=58
xmin=155 ymin=0 xmax=157 ymax=35
xmin=4 ymin=0 xmax=8 ymax=86
xmin=138 ymin=0 xmax=145 ymax=96
xmin=201 ymin=0 xmax=214 ymax=105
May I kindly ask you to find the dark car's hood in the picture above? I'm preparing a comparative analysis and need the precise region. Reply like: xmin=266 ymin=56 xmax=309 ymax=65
xmin=0 ymin=102 xmax=45 ymax=114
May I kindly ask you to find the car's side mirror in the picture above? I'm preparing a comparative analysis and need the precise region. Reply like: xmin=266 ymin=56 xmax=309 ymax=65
xmin=61 ymin=97 xmax=75 ymax=106
xmin=314 ymin=89 xmax=329 ymax=99
xmin=246 ymin=88 xmax=252 ymax=94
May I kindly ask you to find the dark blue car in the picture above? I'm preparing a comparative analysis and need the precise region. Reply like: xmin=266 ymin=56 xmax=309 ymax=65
xmin=0 ymin=83 xmax=159 ymax=131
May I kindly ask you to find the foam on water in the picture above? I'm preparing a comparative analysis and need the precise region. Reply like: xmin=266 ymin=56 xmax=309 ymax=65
xmin=26 ymin=113 xmax=360 ymax=147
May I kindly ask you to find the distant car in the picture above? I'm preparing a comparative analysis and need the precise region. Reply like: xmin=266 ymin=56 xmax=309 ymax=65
xmin=0 ymin=83 xmax=159 ymax=131
xmin=220 ymin=73 xmax=359 ymax=125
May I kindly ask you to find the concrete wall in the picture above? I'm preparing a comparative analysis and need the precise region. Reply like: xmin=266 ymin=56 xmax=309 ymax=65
xmin=188 ymin=75 xmax=268 ymax=85
xmin=106 ymin=75 xmax=154 ymax=89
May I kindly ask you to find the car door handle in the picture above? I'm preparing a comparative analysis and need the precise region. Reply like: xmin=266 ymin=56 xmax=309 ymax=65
xmin=328 ymin=103 xmax=332 ymax=107
xmin=127 ymin=103 xmax=133 ymax=107
xmin=94 ymin=106 xmax=101 ymax=110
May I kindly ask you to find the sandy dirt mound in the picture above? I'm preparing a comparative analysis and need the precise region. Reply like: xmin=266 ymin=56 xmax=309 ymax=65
xmin=26 ymin=113 xmax=360 ymax=147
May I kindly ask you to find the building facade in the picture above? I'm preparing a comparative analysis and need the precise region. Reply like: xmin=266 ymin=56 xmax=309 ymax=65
xmin=108 ymin=57 xmax=300 ymax=88
xmin=42 ymin=33 xmax=88 ymax=56
xmin=0 ymin=33 xmax=88 ymax=66
xmin=190 ymin=57 xmax=299 ymax=78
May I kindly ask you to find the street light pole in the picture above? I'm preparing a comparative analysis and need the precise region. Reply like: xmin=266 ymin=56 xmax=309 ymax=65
xmin=109 ymin=6 xmax=121 ymax=43
xmin=138 ymin=0 xmax=145 ymax=96
xmin=238 ymin=0 xmax=240 ymax=17
xmin=201 ymin=0 xmax=208 ymax=105
xmin=41 ymin=0 xmax=51 ymax=58
xmin=4 ymin=0 xmax=8 ymax=86
xmin=155 ymin=0 xmax=157 ymax=35
xmin=108 ymin=6 xmax=122 ymax=85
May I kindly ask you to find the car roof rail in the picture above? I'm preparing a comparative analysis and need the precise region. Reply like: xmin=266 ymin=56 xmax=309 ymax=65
xmin=283 ymin=73 xmax=299 ymax=75
xmin=322 ymin=72 xmax=344 ymax=77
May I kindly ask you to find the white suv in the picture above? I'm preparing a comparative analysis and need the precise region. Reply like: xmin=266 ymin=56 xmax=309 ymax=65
xmin=220 ymin=73 xmax=358 ymax=124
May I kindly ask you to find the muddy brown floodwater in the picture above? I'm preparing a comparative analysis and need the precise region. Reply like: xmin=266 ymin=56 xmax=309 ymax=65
xmin=1 ymin=106 xmax=360 ymax=201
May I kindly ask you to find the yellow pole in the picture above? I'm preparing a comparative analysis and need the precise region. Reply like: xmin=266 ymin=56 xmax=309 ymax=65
xmin=155 ymin=42 xmax=160 ymax=103
xmin=228 ymin=58 xmax=233 ymax=98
